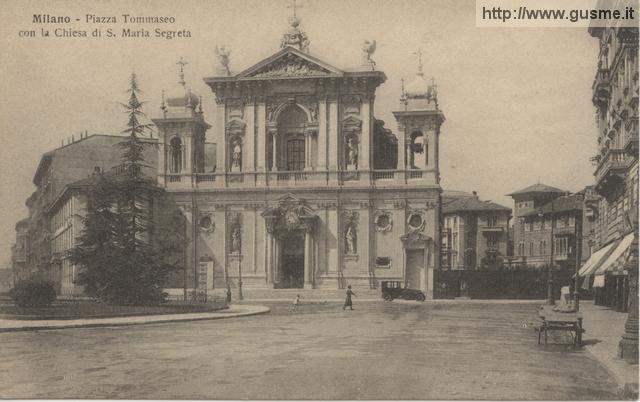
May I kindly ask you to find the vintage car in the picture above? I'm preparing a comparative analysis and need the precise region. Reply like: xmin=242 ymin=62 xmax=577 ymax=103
xmin=381 ymin=281 xmax=426 ymax=301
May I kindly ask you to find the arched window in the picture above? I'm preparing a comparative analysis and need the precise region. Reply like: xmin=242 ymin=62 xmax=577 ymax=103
xmin=410 ymin=131 xmax=424 ymax=169
xmin=169 ymin=137 xmax=183 ymax=173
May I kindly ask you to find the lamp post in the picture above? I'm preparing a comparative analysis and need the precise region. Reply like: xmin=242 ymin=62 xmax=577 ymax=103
xmin=573 ymin=207 xmax=583 ymax=311
xmin=619 ymin=210 xmax=638 ymax=363
xmin=539 ymin=206 xmax=555 ymax=305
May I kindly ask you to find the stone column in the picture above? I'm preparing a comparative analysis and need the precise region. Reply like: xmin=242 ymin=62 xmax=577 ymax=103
xmin=304 ymin=132 xmax=312 ymax=171
xmin=361 ymin=99 xmax=371 ymax=170
xmin=397 ymin=126 xmax=406 ymax=172
xmin=157 ymin=134 xmax=166 ymax=186
xmin=328 ymin=100 xmax=339 ymax=170
xmin=265 ymin=229 xmax=272 ymax=284
xmin=304 ymin=228 xmax=313 ymax=288
xmin=244 ymin=102 xmax=255 ymax=172
xmin=216 ymin=102 xmax=226 ymax=172
xmin=318 ymin=99 xmax=327 ymax=170
xmin=272 ymin=132 xmax=279 ymax=171
xmin=256 ymin=102 xmax=266 ymax=172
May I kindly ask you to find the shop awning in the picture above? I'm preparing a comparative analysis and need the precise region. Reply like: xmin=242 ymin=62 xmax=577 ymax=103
xmin=592 ymin=232 xmax=636 ymax=287
xmin=594 ymin=232 xmax=635 ymax=275
xmin=578 ymin=240 xmax=618 ymax=277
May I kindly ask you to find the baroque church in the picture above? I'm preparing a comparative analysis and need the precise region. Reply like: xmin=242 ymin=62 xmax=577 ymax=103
xmin=152 ymin=11 xmax=445 ymax=298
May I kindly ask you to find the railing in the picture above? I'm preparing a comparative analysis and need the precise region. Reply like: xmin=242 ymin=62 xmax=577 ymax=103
xmin=164 ymin=169 xmax=435 ymax=188
xmin=372 ymin=170 xmax=395 ymax=180
xmin=595 ymin=148 xmax=629 ymax=182
xmin=195 ymin=174 xmax=216 ymax=182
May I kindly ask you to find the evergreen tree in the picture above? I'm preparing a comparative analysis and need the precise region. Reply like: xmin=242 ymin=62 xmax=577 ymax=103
xmin=70 ymin=73 xmax=182 ymax=305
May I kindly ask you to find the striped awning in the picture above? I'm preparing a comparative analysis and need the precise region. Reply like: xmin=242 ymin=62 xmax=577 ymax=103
xmin=592 ymin=232 xmax=636 ymax=287
xmin=578 ymin=240 xmax=618 ymax=277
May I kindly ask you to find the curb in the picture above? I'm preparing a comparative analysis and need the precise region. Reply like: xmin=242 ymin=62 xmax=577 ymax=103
xmin=0 ymin=305 xmax=270 ymax=333
xmin=583 ymin=343 xmax=639 ymax=400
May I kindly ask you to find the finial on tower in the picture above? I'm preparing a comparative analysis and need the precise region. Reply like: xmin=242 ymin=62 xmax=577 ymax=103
xmin=281 ymin=0 xmax=309 ymax=51
xmin=413 ymin=48 xmax=424 ymax=76
xmin=287 ymin=0 xmax=302 ymax=23
xmin=176 ymin=57 xmax=188 ymax=86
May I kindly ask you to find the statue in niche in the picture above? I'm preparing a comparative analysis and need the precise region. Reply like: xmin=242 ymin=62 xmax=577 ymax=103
xmin=347 ymin=138 xmax=358 ymax=169
xmin=345 ymin=225 xmax=357 ymax=254
xmin=231 ymin=141 xmax=242 ymax=172
xmin=231 ymin=225 xmax=241 ymax=253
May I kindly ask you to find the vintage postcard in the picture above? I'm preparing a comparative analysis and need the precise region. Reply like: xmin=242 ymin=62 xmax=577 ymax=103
xmin=0 ymin=0 xmax=638 ymax=400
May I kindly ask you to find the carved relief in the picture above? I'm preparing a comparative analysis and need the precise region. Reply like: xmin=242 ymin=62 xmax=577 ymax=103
xmin=199 ymin=214 xmax=215 ymax=235
xmin=251 ymin=54 xmax=329 ymax=78
xmin=225 ymin=119 xmax=246 ymax=137
xmin=297 ymin=96 xmax=318 ymax=122
xmin=226 ymin=98 xmax=244 ymax=120
xmin=407 ymin=210 xmax=426 ymax=232
xmin=342 ymin=95 xmax=361 ymax=116
xmin=374 ymin=210 xmax=393 ymax=232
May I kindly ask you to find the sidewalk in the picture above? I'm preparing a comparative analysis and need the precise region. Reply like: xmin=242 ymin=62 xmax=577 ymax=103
xmin=579 ymin=300 xmax=639 ymax=398
xmin=0 ymin=304 xmax=270 ymax=333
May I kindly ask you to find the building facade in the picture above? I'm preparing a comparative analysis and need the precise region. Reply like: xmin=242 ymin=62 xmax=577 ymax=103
xmin=584 ymin=8 xmax=638 ymax=313
xmin=11 ymin=134 xmax=158 ymax=292
xmin=509 ymin=184 xmax=587 ymax=270
xmin=441 ymin=193 xmax=511 ymax=270
xmin=153 ymin=16 xmax=445 ymax=297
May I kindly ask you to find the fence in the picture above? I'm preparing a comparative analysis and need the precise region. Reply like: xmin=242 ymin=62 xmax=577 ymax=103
xmin=433 ymin=268 xmax=574 ymax=299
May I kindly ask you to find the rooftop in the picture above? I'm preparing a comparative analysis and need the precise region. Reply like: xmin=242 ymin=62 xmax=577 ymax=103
xmin=506 ymin=183 xmax=567 ymax=197
xmin=443 ymin=196 xmax=511 ymax=214
xmin=522 ymin=193 xmax=585 ymax=216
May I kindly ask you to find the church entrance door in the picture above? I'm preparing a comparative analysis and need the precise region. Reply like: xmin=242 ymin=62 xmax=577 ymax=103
xmin=278 ymin=232 xmax=305 ymax=289
xmin=405 ymin=249 xmax=424 ymax=290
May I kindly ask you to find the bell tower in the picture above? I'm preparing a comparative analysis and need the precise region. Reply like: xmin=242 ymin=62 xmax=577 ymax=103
xmin=153 ymin=57 xmax=211 ymax=187
xmin=393 ymin=50 xmax=445 ymax=185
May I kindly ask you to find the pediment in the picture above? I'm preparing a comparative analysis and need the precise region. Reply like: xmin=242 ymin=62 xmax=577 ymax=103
xmin=236 ymin=47 xmax=343 ymax=79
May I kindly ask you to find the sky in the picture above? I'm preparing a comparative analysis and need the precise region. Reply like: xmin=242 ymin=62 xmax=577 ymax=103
xmin=0 ymin=0 xmax=600 ymax=268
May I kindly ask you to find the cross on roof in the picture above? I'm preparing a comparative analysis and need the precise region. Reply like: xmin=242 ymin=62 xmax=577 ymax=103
xmin=287 ymin=0 xmax=302 ymax=19
xmin=413 ymin=48 xmax=423 ymax=75
xmin=176 ymin=57 xmax=188 ymax=85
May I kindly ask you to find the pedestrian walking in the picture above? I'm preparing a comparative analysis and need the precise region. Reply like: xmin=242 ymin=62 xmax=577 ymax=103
xmin=343 ymin=285 xmax=355 ymax=310
xmin=226 ymin=284 xmax=232 ymax=304
xmin=291 ymin=294 xmax=301 ymax=312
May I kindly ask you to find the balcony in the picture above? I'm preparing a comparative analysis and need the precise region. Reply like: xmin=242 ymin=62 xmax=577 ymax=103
xmin=624 ymin=123 xmax=639 ymax=157
xmin=480 ymin=225 xmax=504 ymax=233
xmin=553 ymin=252 xmax=574 ymax=262
xmin=594 ymin=149 xmax=630 ymax=197
xmin=161 ymin=168 xmax=438 ymax=190
xmin=592 ymin=68 xmax=611 ymax=107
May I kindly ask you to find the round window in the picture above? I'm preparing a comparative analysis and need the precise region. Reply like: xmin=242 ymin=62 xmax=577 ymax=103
xmin=408 ymin=214 xmax=423 ymax=229
xmin=376 ymin=214 xmax=389 ymax=229
xmin=199 ymin=216 xmax=213 ymax=230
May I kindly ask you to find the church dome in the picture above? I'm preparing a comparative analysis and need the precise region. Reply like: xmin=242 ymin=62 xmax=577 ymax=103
xmin=166 ymin=84 xmax=199 ymax=108
xmin=405 ymin=72 xmax=429 ymax=99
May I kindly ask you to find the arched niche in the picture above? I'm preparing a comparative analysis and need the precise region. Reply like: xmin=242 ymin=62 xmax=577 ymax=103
xmin=168 ymin=136 xmax=183 ymax=174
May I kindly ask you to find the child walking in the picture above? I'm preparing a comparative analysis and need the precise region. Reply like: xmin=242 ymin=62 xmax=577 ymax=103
xmin=291 ymin=294 xmax=301 ymax=312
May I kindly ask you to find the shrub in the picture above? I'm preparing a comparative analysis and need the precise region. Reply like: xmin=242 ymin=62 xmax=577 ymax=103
xmin=9 ymin=280 xmax=57 ymax=307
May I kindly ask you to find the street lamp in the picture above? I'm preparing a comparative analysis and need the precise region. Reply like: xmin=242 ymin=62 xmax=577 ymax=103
xmin=539 ymin=206 xmax=555 ymax=305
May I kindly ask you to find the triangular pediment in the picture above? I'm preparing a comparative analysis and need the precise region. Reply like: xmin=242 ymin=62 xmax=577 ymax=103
xmin=236 ymin=47 xmax=343 ymax=79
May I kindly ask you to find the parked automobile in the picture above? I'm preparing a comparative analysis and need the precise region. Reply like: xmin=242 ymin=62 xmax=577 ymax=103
xmin=381 ymin=281 xmax=426 ymax=301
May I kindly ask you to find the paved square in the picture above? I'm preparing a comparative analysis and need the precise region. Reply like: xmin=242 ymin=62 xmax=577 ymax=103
xmin=0 ymin=301 xmax=619 ymax=399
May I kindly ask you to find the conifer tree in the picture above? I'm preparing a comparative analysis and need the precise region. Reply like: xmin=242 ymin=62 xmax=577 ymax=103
xmin=70 ymin=73 xmax=183 ymax=305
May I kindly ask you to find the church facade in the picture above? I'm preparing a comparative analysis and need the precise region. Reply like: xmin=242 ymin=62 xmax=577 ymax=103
xmin=153 ymin=15 xmax=445 ymax=298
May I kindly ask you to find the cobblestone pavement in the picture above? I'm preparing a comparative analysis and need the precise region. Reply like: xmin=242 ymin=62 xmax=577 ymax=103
xmin=0 ymin=301 xmax=619 ymax=400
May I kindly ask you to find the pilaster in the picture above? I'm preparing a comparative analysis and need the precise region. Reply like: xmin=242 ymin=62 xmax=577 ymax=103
xmin=216 ymin=102 xmax=226 ymax=172
xmin=318 ymin=98 xmax=328 ymax=170
xmin=245 ymin=101 xmax=256 ymax=171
